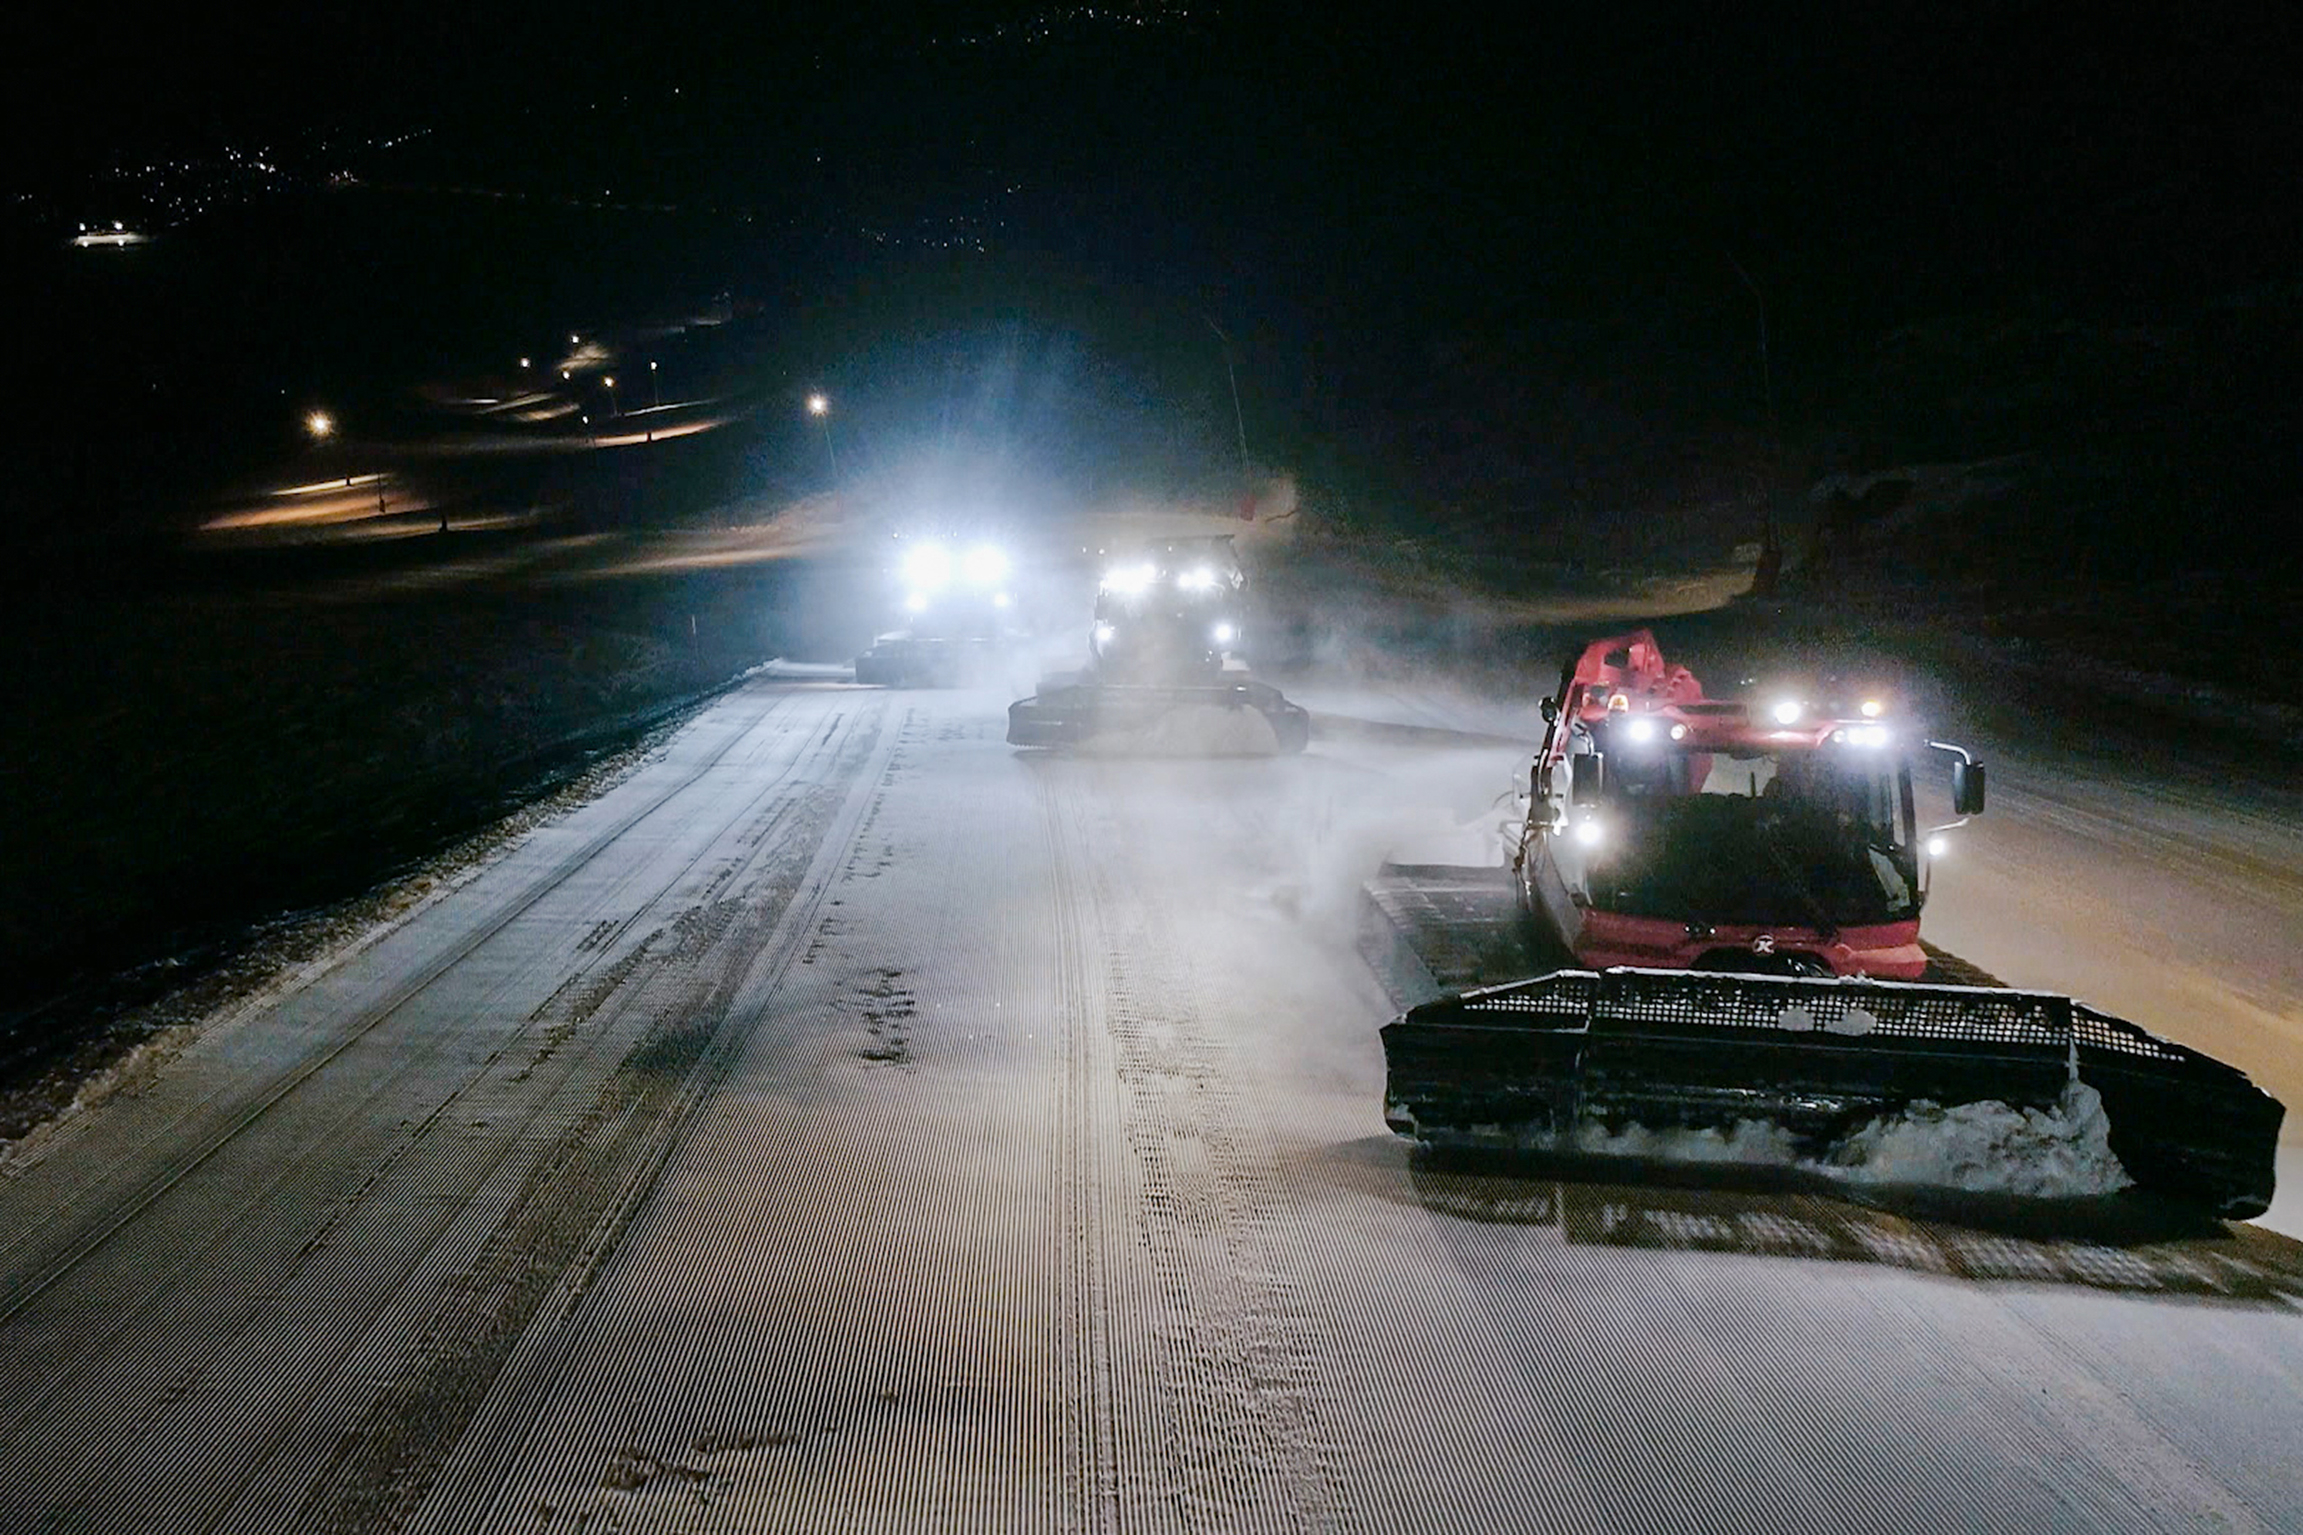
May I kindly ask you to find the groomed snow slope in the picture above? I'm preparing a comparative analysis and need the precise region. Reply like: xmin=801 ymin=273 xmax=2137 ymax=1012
xmin=0 ymin=680 xmax=2296 ymax=1532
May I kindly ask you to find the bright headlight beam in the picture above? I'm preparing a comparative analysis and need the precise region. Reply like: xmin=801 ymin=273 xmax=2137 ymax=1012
xmin=1572 ymin=820 xmax=1605 ymax=848
xmin=962 ymin=545 xmax=1009 ymax=586
xmin=1623 ymin=717 xmax=1657 ymax=743
xmin=1101 ymin=562 xmax=1155 ymax=596
xmin=901 ymin=542 xmax=954 ymax=591
xmin=1178 ymin=565 xmax=1217 ymax=592
xmin=1211 ymin=622 xmax=1237 ymax=645
xmin=1771 ymin=700 xmax=1804 ymax=725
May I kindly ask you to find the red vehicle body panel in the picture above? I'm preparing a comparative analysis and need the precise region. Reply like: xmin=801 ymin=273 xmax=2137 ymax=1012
xmin=1570 ymin=908 xmax=1926 ymax=981
xmin=1525 ymin=630 xmax=1931 ymax=981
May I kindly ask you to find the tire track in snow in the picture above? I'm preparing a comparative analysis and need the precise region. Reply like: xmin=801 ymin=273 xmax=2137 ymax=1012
xmin=1042 ymin=769 xmax=1123 ymax=1531
xmin=391 ymin=692 xmax=908 ymax=1531
xmin=0 ymin=684 xmax=811 ymax=1330
xmin=0 ymin=686 xmax=882 ymax=1530
xmin=1044 ymin=765 xmax=1346 ymax=1533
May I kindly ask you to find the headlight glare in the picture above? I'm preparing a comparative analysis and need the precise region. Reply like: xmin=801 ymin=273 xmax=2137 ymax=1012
xmin=902 ymin=542 xmax=954 ymax=591
xmin=962 ymin=544 xmax=1009 ymax=586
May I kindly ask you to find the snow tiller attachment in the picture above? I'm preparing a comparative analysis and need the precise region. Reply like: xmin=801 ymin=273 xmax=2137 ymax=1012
xmin=1381 ymin=968 xmax=2284 ymax=1219
xmin=1006 ymin=677 xmax=1312 ymax=754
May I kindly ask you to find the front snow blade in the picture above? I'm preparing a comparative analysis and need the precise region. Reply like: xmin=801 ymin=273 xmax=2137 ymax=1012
xmin=1381 ymin=968 xmax=2284 ymax=1219
xmin=1006 ymin=678 xmax=1311 ymax=753
xmin=855 ymin=637 xmax=980 ymax=688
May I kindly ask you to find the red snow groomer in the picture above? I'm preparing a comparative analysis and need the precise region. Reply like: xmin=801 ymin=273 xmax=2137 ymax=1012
xmin=1365 ymin=631 xmax=2284 ymax=1218
xmin=1516 ymin=631 xmax=1981 ymax=980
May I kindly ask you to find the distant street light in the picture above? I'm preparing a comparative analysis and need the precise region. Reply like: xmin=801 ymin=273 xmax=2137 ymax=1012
xmin=569 ymin=333 xmax=581 ymax=345
xmin=518 ymin=357 xmax=531 ymax=370
xmin=806 ymin=393 xmax=838 ymax=480
xmin=603 ymin=376 xmax=618 ymax=416
xmin=305 ymin=410 xmax=334 ymax=440
xmin=649 ymin=359 xmax=660 ymax=408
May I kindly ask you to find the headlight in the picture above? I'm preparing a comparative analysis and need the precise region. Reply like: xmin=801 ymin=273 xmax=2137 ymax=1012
xmin=1622 ymin=717 xmax=1657 ymax=744
xmin=1092 ymin=621 xmax=1116 ymax=644
xmin=962 ymin=544 xmax=1009 ymax=586
xmin=1830 ymin=725 xmax=1892 ymax=748
xmin=902 ymin=542 xmax=953 ymax=592
xmin=992 ymin=592 xmax=1011 ymax=609
xmin=1572 ymin=819 xmax=1605 ymax=848
xmin=904 ymin=591 xmax=928 ymax=613
xmin=1771 ymin=699 xmax=1804 ymax=725
xmin=1211 ymin=622 xmax=1237 ymax=645
xmin=1178 ymin=565 xmax=1217 ymax=592
xmin=1925 ymin=834 xmax=1948 ymax=858
xmin=1100 ymin=562 xmax=1155 ymax=596
xmin=1859 ymin=698 xmax=1886 ymax=718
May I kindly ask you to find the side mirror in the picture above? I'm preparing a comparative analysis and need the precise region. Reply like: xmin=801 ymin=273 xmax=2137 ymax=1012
xmin=1569 ymin=752 xmax=1603 ymax=801
xmin=1539 ymin=696 xmax=1558 ymax=724
xmin=1951 ymin=760 xmax=1986 ymax=817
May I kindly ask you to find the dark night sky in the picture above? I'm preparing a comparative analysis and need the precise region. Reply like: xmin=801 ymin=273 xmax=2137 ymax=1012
xmin=20 ymin=2 xmax=2297 ymax=312
xmin=9 ymin=3 xmax=2300 ymax=550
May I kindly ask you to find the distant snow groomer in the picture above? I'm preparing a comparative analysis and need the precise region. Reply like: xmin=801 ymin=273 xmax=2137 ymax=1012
xmin=1368 ymin=631 xmax=2283 ymax=1217
xmin=1006 ymin=535 xmax=1309 ymax=752
xmin=853 ymin=537 xmax=1019 ymax=687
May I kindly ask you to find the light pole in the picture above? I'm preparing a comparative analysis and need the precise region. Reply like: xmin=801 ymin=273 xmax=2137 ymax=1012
xmin=603 ymin=376 xmax=619 ymax=418
xmin=807 ymin=392 xmax=839 ymax=481
xmin=649 ymin=359 xmax=660 ymax=409
xmin=1726 ymin=251 xmax=1783 ymax=593
xmin=1203 ymin=314 xmax=1249 ymax=475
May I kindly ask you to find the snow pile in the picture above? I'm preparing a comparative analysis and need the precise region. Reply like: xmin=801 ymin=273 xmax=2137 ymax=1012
xmin=1452 ymin=1117 xmax=1803 ymax=1165
xmin=1560 ymin=1118 xmax=1805 ymax=1165
xmin=1829 ymin=1082 xmax=2133 ymax=1198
